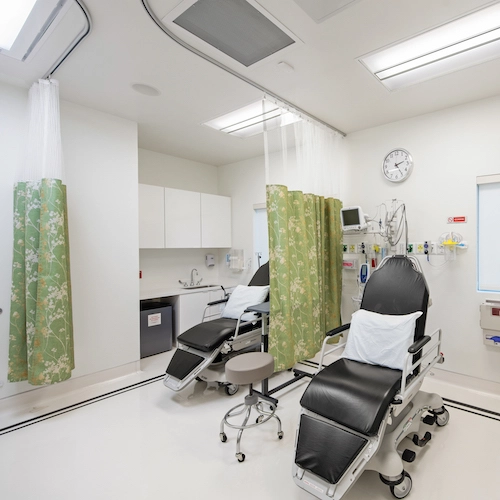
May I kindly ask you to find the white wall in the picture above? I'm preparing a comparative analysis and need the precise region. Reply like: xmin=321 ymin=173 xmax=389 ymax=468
xmin=0 ymin=84 xmax=140 ymax=399
xmin=345 ymin=95 xmax=500 ymax=383
xmin=138 ymin=148 xmax=218 ymax=192
xmin=138 ymin=148 xmax=225 ymax=290
xmin=218 ymin=155 xmax=267 ymax=283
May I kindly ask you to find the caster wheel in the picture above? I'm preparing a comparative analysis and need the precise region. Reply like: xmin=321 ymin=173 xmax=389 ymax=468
xmin=195 ymin=377 xmax=204 ymax=382
xmin=278 ymin=431 xmax=284 ymax=439
xmin=236 ymin=453 xmax=245 ymax=463
xmin=219 ymin=433 xmax=227 ymax=443
xmin=435 ymin=408 xmax=450 ymax=427
xmin=224 ymin=384 xmax=239 ymax=396
xmin=256 ymin=415 xmax=264 ymax=424
xmin=390 ymin=471 xmax=412 ymax=499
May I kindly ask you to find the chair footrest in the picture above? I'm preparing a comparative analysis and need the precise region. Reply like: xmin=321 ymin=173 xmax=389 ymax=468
xmin=295 ymin=414 xmax=368 ymax=485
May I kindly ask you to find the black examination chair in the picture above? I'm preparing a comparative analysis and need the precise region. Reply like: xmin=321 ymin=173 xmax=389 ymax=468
xmin=293 ymin=255 xmax=448 ymax=499
xmin=164 ymin=262 xmax=269 ymax=395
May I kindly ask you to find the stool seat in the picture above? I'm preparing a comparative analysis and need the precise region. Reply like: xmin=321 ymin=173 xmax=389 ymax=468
xmin=225 ymin=352 xmax=274 ymax=385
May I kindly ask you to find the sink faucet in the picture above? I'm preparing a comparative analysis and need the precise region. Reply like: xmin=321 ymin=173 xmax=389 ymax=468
xmin=190 ymin=268 xmax=198 ymax=286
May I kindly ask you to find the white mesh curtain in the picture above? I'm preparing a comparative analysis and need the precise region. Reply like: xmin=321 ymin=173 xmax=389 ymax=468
xmin=264 ymin=99 xmax=345 ymax=371
xmin=8 ymin=79 xmax=74 ymax=385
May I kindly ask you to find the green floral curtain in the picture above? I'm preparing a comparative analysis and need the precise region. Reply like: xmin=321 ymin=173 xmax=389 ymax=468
xmin=8 ymin=79 xmax=74 ymax=386
xmin=9 ymin=179 xmax=74 ymax=385
xmin=267 ymin=184 xmax=343 ymax=371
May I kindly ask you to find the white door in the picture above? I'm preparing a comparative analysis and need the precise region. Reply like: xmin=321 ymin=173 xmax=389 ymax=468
xmin=139 ymin=184 xmax=165 ymax=248
xmin=165 ymin=188 xmax=201 ymax=248
xmin=201 ymin=193 xmax=231 ymax=248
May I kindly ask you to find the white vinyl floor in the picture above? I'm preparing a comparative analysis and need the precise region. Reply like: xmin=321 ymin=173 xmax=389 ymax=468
xmin=1 ymin=349 xmax=500 ymax=500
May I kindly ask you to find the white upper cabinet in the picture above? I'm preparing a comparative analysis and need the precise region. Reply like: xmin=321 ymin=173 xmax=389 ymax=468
xmin=165 ymin=187 xmax=201 ymax=248
xmin=139 ymin=184 xmax=165 ymax=248
xmin=138 ymin=184 xmax=231 ymax=249
xmin=201 ymin=193 xmax=231 ymax=248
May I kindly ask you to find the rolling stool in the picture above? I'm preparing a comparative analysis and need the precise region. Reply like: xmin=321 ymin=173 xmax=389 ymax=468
xmin=219 ymin=352 xmax=283 ymax=462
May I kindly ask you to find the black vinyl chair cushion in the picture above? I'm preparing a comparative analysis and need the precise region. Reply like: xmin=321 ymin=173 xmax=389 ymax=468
xmin=300 ymin=358 xmax=402 ymax=436
xmin=178 ymin=318 xmax=257 ymax=352
xmin=295 ymin=414 xmax=368 ymax=484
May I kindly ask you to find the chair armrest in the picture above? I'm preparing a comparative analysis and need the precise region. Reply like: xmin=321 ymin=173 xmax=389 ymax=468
xmin=326 ymin=323 xmax=351 ymax=337
xmin=408 ymin=335 xmax=431 ymax=354
xmin=244 ymin=302 xmax=270 ymax=315
xmin=206 ymin=297 xmax=229 ymax=306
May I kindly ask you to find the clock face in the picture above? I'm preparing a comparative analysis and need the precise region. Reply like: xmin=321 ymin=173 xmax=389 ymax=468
xmin=382 ymin=148 xmax=413 ymax=183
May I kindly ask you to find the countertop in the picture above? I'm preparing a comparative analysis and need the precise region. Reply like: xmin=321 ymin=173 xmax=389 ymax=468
xmin=140 ymin=282 xmax=238 ymax=301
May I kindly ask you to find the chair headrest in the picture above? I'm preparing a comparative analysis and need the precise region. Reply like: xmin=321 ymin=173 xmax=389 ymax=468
xmin=248 ymin=261 xmax=270 ymax=287
xmin=361 ymin=256 xmax=429 ymax=340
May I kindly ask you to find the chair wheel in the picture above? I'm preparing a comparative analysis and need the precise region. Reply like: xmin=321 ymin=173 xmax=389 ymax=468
xmin=256 ymin=415 xmax=264 ymax=424
xmin=224 ymin=384 xmax=239 ymax=396
xmin=236 ymin=452 xmax=245 ymax=462
xmin=435 ymin=408 xmax=450 ymax=427
xmin=278 ymin=431 xmax=284 ymax=439
xmin=219 ymin=433 xmax=227 ymax=443
xmin=390 ymin=471 xmax=412 ymax=499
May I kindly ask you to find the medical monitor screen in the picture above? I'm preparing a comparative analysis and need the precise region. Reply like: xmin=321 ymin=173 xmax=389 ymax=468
xmin=341 ymin=206 xmax=366 ymax=231
xmin=342 ymin=208 xmax=361 ymax=226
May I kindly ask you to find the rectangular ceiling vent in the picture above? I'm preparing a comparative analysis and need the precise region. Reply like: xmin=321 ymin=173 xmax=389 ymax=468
xmin=293 ymin=0 xmax=361 ymax=24
xmin=163 ymin=0 xmax=299 ymax=67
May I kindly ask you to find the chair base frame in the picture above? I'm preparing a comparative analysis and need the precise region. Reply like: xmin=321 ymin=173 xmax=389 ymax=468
xmin=293 ymin=386 xmax=445 ymax=500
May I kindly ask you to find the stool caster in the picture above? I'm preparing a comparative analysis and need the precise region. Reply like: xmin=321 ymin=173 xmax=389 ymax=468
xmin=220 ymin=432 xmax=227 ymax=443
xmin=278 ymin=431 xmax=284 ymax=439
xmin=236 ymin=452 xmax=245 ymax=463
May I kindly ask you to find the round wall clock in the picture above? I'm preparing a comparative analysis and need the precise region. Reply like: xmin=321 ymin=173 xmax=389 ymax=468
xmin=382 ymin=148 xmax=413 ymax=183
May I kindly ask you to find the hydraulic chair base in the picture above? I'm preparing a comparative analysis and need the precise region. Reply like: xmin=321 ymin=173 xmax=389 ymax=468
xmin=293 ymin=388 xmax=449 ymax=500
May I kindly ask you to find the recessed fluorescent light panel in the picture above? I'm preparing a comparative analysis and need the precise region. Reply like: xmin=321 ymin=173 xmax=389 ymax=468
xmin=0 ymin=0 xmax=73 ymax=62
xmin=359 ymin=2 xmax=500 ymax=91
xmin=0 ymin=0 xmax=37 ymax=51
xmin=204 ymin=100 xmax=301 ymax=138
xmin=163 ymin=0 xmax=300 ymax=67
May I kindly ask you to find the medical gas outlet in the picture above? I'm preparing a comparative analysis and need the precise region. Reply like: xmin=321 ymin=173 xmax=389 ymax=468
xmin=480 ymin=300 xmax=500 ymax=347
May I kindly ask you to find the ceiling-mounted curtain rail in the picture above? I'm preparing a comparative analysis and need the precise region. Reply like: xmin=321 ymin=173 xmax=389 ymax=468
xmin=140 ymin=0 xmax=346 ymax=137
xmin=43 ymin=0 xmax=92 ymax=79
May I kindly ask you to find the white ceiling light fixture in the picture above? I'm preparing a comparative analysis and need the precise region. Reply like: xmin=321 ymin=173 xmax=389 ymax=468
xmin=203 ymin=99 xmax=301 ymax=138
xmin=131 ymin=83 xmax=161 ymax=96
xmin=359 ymin=2 xmax=500 ymax=91
xmin=0 ymin=0 xmax=37 ymax=51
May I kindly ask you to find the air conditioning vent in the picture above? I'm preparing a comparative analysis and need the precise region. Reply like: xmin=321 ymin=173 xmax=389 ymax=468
xmin=164 ymin=0 xmax=298 ymax=67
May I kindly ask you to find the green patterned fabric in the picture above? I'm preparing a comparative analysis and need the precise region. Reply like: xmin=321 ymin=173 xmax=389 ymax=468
xmin=267 ymin=185 xmax=342 ymax=371
xmin=9 ymin=178 xmax=74 ymax=385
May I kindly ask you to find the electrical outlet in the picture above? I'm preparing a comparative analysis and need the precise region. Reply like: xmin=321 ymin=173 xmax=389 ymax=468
xmin=349 ymin=244 xmax=356 ymax=254
xmin=437 ymin=244 xmax=445 ymax=255
xmin=343 ymin=244 xmax=348 ymax=253
xmin=407 ymin=243 xmax=414 ymax=254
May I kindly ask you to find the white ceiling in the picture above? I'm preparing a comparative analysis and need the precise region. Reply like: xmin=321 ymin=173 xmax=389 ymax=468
xmin=2 ymin=0 xmax=500 ymax=166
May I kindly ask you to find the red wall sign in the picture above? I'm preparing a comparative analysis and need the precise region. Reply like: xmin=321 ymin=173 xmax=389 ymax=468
xmin=447 ymin=216 xmax=467 ymax=224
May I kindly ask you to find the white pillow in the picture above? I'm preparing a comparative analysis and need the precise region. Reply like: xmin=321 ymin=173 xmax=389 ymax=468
xmin=221 ymin=285 xmax=269 ymax=322
xmin=341 ymin=309 xmax=423 ymax=371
